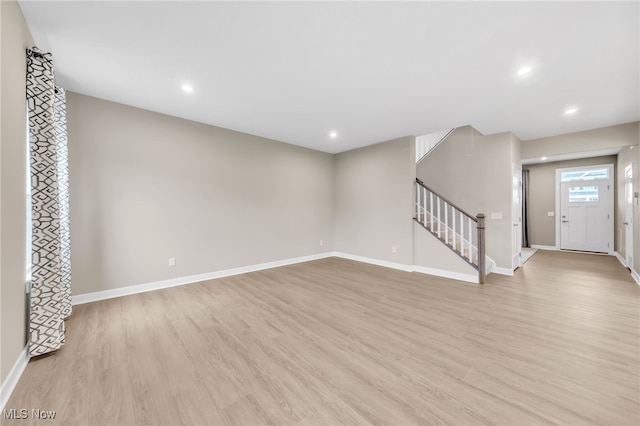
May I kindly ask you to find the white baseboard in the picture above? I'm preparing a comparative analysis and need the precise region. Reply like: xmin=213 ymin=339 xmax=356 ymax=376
xmin=73 ymin=250 xmax=516 ymax=306
xmin=485 ymin=257 xmax=496 ymax=274
xmin=605 ymin=252 xmax=639 ymax=284
xmin=73 ymin=250 xmax=483 ymax=305
xmin=333 ymin=252 xmax=485 ymax=284
xmin=492 ymin=266 xmax=514 ymax=276
xmin=72 ymin=252 xmax=335 ymax=305
xmin=614 ymin=251 xmax=626 ymax=267
xmin=531 ymin=244 xmax=558 ymax=251
xmin=332 ymin=252 xmax=414 ymax=272
xmin=413 ymin=265 xmax=477 ymax=283
xmin=0 ymin=346 xmax=29 ymax=411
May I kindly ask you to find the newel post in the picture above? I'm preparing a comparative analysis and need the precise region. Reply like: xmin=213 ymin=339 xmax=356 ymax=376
xmin=476 ymin=213 xmax=486 ymax=284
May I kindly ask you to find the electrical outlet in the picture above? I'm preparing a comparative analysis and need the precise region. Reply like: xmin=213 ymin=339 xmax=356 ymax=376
xmin=490 ymin=212 xmax=502 ymax=220
xmin=168 ymin=257 xmax=176 ymax=267
xmin=548 ymin=211 xmax=555 ymax=217
xmin=319 ymin=239 xmax=324 ymax=246
xmin=391 ymin=246 xmax=397 ymax=253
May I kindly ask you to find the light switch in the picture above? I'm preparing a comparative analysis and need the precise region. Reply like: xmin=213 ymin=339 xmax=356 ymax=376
xmin=548 ymin=211 xmax=555 ymax=217
xmin=490 ymin=212 xmax=502 ymax=220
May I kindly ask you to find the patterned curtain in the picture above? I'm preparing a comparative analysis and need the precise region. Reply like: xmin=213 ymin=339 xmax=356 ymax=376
xmin=26 ymin=47 xmax=72 ymax=357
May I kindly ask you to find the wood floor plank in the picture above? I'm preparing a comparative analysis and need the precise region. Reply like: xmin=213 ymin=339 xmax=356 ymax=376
xmin=5 ymin=250 xmax=639 ymax=425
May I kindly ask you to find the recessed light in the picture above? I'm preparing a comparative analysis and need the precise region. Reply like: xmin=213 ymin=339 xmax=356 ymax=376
xmin=541 ymin=156 xmax=548 ymax=161
xmin=564 ymin=107 xmax=578 ymax=115
xmin=517 ymin=66 xmax=532 ymax=76
xmin=329 ymin=132 xmax=337 ymax=139
xmin=181 ymin=84 xmax=193 ymax=93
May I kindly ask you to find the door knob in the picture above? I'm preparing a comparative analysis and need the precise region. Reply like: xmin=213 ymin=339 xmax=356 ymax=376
xmin=624 ymin=222 xmax=629 ymax=225
xmin=562 ymin=220 xmax=569 ymax=223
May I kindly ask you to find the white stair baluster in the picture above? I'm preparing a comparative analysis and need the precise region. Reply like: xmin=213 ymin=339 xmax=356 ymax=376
xmin=444 ymin=202 xmax=448 ymax=243
xmin=468 ymin=218 xmax=473 ymax=262
xmin=437 ymin=197 xmax=441 ymax=237
xmin=422 ymin=187 xmax=427 ymax=226
xmin=429 ymin=192 xmax=434 ymax=232
xmin=460 ymin=211 xmax=464 ymax=255
xmin=417 ymin=184 xmax=421 ymax=220
xmin=452 ymin=209 xmax=456 ymax=250
xmin=415 ymin=183 xmax=419 ymax=218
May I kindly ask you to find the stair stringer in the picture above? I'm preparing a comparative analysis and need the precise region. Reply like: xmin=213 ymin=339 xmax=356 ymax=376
xmin=413 ymin=221 xmax=478 ymax=283
xmin=413 ymin=221 xmax=496 ymax=283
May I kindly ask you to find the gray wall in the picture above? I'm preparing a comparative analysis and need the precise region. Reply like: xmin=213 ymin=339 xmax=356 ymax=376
xmin=416 ymin=126 xmax=516 ymax=270
xmin=521 ymin=122 xmax=638 ymax=160
xmin=413 ymin=222 xmax=477 ymax=276
xmin=616 ymin=143 xmax=640 ymax=273
xmin=333 ymin=137 xmax=415 ymax=266
xmin=524 ymin=122 xmax=640 ymax=276
xmin=1 ymin=0 xmax=33 ymax=384
xmin=524 ymin=156 xmax=617 ymax=247
xmin=67 ymin=93 xmax=334 ymax=295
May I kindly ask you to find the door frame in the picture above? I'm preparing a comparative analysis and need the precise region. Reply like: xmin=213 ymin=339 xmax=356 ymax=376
xmin=555 ymin=163 xmax=614 ymax=254
xmin=624 ymin=163 xmax=634 ymax=268
xmin=512 ymin=163 xmax=523 ymax=270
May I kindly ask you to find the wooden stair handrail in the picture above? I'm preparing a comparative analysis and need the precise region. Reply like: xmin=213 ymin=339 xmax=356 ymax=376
xmin=414 ymin=179 xmax=487 ymax=284
xmin=415 ymin=178 xmax=477 ymax=223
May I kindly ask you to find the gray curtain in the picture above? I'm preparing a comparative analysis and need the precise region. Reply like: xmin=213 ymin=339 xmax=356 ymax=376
xmin=26 ymin=47 xmax=72 ymax=357
xmin=522 ymin=169 xmax=530 ymax=248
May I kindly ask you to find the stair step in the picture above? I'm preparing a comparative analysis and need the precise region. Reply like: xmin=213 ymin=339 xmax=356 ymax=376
xmin=415 ymin=216 xmax=479 ymax=265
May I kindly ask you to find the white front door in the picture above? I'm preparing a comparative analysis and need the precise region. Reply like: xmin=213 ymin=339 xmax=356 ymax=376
xmin=560 ymin=180 xmax=610 ymax=252
xmin=512 ymin=164 xmax=522 ymax=269
xmin=625 ymin=165 xmax=634 ymax=268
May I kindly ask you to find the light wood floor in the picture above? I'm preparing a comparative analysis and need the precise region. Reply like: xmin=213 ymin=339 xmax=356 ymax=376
xmin=5 ymin=250 xmax=640 ymax=425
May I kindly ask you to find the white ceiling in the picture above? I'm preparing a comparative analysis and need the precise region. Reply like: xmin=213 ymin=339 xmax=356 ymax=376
xmin=18 ymin=1 xmax=639 ymax=154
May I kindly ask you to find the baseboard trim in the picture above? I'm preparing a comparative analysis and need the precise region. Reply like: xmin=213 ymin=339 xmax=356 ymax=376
xmin=413 ymin=265 xmax=477 ymax=283
xmin=531 ymin=244 xmax=558 ymax=251
xmin=332 ymin=252 xmax=486 ymax=283
xmin=614 ymin=252 xmax=639 ymax=284
xmin=0 ymin=346 xmax=29 ymax=411
xmin=72 ymin=250 xmax=525 ymax=305
xmin=485 ymin=257 xmax=496 ymax=274
xmin=492 ymin=267 xmax=514 ymax=276
xmin=72 ymin=252 xmax=335 ymax=305
xmin=332 ymin=252 xmax=414 ymax=272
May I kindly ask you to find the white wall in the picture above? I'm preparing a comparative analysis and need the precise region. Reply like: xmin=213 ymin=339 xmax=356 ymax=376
xmin=67 ymin=93 xmax=334 ymax=295
xmin=333 ymin=137 xmax=415 ymax=266
xmin=1 ymin=0 xmax=33 ymax=385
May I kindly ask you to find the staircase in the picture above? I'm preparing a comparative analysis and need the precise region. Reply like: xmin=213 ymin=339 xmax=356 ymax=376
xmin=415 ymin=128 xmax=455 ymax=163
xmin=414 ymin=178 xmax=486 ymax=283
